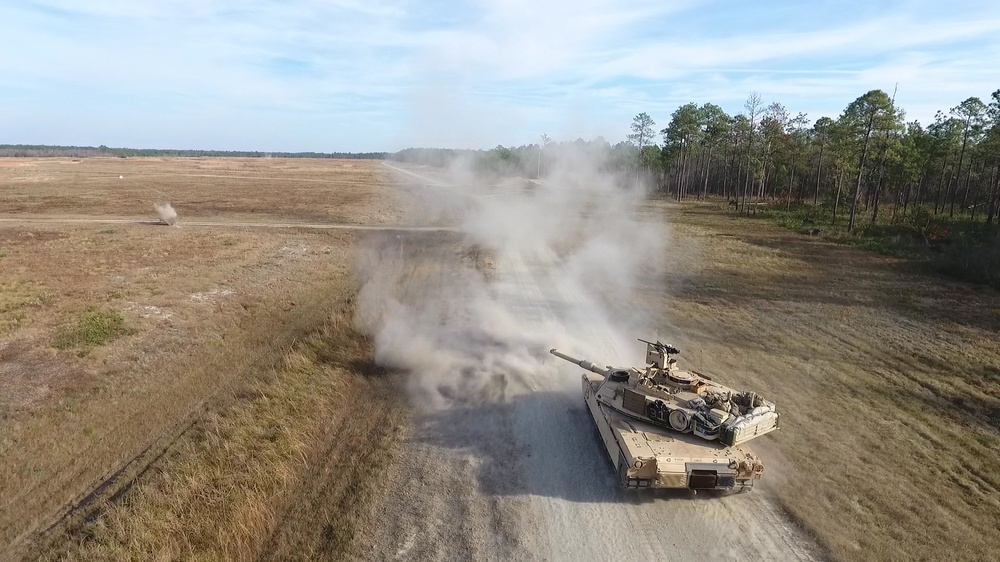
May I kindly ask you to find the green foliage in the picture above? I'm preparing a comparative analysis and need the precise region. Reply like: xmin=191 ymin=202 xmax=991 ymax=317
xmin=0 ymin=280 xmax=54 ymax=313
xmin=661 ymin=103 xmax=701 ymax=149
xmin=746 ymin=202 xmax=1000 ymax=288
xmin=643 ymin=85 xmax=1000 ymax=235
xmin=55 ymin=309 xmax=134 ymax=354
xmin=748 ymin=203 xmax=833 ymax=235
xmin=628 ymin=112 xmax=656 ymax=149
xmin=0 ymin=280 xmax=54 ymax=334
xmin=391 ymin=138 xmax=641 ymax=182
xmin=929 ymin=233 xmax=1000 ymax=289
xmin=639 ymin=145 xmax=662 ymax=170
xmin=840 ymin=90 xmax=901 ymax=136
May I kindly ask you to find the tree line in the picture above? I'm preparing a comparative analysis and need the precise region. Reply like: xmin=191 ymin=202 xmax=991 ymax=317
xmin=390 ymin=140 xmax=640 ymax=180
xmin=627 ymin=89 xmax=1000 ymax=230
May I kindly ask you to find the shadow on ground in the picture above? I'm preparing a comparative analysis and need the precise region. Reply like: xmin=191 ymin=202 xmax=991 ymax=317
xmin=414 ymin=390 xmax=748 ymax=504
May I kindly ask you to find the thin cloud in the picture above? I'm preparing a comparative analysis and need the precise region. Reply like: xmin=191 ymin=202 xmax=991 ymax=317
xmin=1 ymin=0 xmax=998 ymax=150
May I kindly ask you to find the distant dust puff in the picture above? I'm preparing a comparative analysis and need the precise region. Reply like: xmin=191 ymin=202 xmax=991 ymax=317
xmin=155 ymin=203 xmax=178 ymax=226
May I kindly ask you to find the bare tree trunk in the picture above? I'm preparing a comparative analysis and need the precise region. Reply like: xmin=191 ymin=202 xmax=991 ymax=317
xmin=934 ymin=154 xmax=949 ymax=215
xmin=968 ymin=160 xmax=980 ymax=220
xmin=950 ymin=124 xmax=971 ymax=217
xmin=726 ymin=146 xmax=738 ymax=201
xmin=895 ymin=183 xmax=908 ymax=221
xmin=742 ymin=159 xmax=752 ymax=215
xmin=814 ymin=145 xmax=826 ymax=206
xmin=833 ymin=168 xmax=845 ymax=224
xmin=871 ymin=161 xmax=888 ymax=223
xmin=963 ymin=163 xmax=976 ymax=218
xmin=735 ymin=155 xmax=744 ymax=209
xmin=789 ymin=163 xmax=796 ymax=206
xmin=849 ymin=116 xmax=875 ymax=231
xmin=871 ymin=184 xmax=882 ymax=223
xmin=743 ymin=138 xmax=757 ymax=215
xmin=912 ymin=169 xmax=927 ymax=214
xmin=987 ymin=165 xmax=999 ymax=225
xmin=675 ymin=146 xmax=687 ymax=202
xmin=680 ymin=146 xmax=690 ymax=201
xmin=702 ymin=145 xmax=714 ymax=200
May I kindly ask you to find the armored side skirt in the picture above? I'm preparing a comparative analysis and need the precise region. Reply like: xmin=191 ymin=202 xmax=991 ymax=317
xmin=582 ymin=374 xmax=763 ymax=492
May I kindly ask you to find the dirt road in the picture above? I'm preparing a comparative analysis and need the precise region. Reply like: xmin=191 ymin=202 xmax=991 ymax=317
xmin=355 ymin=166 xmax=820 ymax=560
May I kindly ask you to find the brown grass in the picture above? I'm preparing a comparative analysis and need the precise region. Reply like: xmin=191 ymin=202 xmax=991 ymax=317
xmin=0 ymin=280 xmax=53 ymax=334
xmin=7 ymin=158 xmax=996 ymax=561
xmin=44 ymin=300 xmax=403 ymax=562
xmin=0 ymin=158 xmax=406 ymax=560
xmin=0 ymin=157 xmax=400 ymax=224
xmin=650 ymin=201 xmax=1000 ymax=562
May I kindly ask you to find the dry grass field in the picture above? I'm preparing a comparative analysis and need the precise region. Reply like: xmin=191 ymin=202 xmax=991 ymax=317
xmin=3 ymin=157 xmax=997 ymax=561
xmin=0 ymin=157 xmax=397 ymax=224
xmin=646 ymin=201 xmax=1000 ymax=562
xmin=0 ymin=158 xmax=406 ymax=560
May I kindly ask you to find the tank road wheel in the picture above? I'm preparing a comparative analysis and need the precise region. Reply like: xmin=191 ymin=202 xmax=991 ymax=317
xmin=668 ymin=409 xmax=690 ymax=431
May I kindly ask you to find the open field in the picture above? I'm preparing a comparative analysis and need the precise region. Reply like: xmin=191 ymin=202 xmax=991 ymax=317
xmin=644 ymin=201 xmax=1000 ymax=561
xmin=0 ymin=157 xmax=397 ymax=224
xmin=0 ymin=158 xmax=408 ymax=560
xmin=2 ymin=157 xmax=998 ymax=561
xmin=352 ymin=167 xmax=998 ymax=562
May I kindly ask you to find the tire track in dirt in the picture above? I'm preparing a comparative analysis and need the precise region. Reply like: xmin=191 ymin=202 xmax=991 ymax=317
xmin=0 ymin=238 xmax=347 ymax=560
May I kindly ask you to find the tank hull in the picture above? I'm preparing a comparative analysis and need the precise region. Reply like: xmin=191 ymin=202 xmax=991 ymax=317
xmin=582 ymin=374 xmax=762 ymax=491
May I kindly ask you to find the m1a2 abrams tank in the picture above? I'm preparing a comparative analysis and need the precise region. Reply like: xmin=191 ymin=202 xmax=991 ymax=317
xmin=550 ymin=339 xmax=779 ymax=492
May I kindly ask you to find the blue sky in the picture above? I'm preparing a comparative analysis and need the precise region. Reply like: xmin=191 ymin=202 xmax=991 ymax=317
xmin=1 ymin=0 xmax=999 ymax=152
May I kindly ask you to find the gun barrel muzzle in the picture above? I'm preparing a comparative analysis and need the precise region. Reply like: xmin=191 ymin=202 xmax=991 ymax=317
xmin=550 ymin=348 xmax=610 ymax=376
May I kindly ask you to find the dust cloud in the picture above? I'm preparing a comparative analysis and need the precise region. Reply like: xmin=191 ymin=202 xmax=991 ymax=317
xmin=355 ymin=147 xmax=667 ymax=408
xmin=154 ymin=202 xmax=178 ymax=226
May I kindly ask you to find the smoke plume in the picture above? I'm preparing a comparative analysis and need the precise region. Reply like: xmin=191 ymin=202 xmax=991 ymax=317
xmin=356 ymin=147 xmax=666 ymax=409
xmin=155 ymin=202 xmax=178 ymax=226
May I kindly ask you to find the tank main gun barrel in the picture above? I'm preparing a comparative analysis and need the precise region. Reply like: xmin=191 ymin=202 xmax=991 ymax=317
xmin=550 ymin=349 xmax=609 ymax=376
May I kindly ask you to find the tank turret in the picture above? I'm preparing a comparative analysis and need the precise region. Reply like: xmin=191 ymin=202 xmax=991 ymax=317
xmin=550 ymin=339 xmax=779 ymax=447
